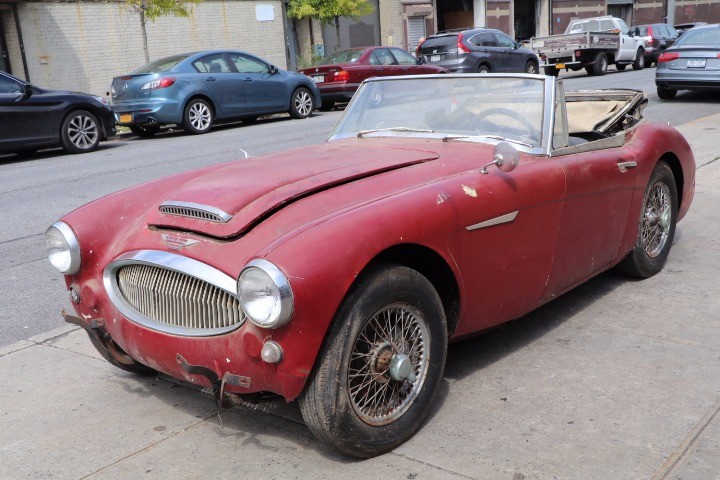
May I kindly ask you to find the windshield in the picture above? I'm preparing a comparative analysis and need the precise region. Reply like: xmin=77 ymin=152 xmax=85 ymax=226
xmin=323 ymin=49 xmax=366 ymax=64
xmin=133 ymin=54 xmax=190 ymax=74
xmin=330 ymin=76 xmax=546 ymax=148
xmin=676 ymin=28 xmax=720 ymax=45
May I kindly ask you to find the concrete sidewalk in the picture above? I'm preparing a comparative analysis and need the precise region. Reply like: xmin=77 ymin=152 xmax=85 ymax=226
xmin=1 ymin=115 xmax=719 ymax=480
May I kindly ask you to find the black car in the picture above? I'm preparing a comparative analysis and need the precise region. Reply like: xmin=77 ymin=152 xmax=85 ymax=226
xmin=416 ymin=28 xmax=539 ymax=74
xmin=0 ymin=71 xmax=115 ymax=155
xmin=634 ymin=23 xmax=679 ymax=65
xmin=674 ymin=22 xmax=708 ymax=35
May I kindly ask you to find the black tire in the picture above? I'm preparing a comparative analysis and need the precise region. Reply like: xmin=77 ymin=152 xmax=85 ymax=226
xmin=129 ymin=124 xmax=160 ymax=138
xmin=544 ymin=66 xmax=560 ymax=77
xmin=60 ymin=110 xmax=101 ymax=154
xmin=289 ymin=87 xmax=314 ymax=119
xmin=618 ymin=162 xmax=678 ymax=278
xmin=299 ymin=264 xmax=448 ymax=458
xmin=657 ymin=86 xmax=677 ymax=100
xmin=632 ymin=49 xmax=645 ymax=70
xmin=477 ymin=64 xmax=490 ymax=74
xmin=616 ymin=63 xmax=627 ymax=71
xmin=182 ymin=98 xmax=214 ymax=134
xmin=318 ymin=101 xmax=335 ymax=111
xmin=525 ymin=60 xmax=538 ymax=74
xmin=591 ymin=52 xmax=608 ymax=76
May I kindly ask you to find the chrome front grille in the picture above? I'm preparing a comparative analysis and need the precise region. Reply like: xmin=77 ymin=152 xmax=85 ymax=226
xmin=105 ymin=250 xmax=244 ymax=337
xmin=159 ymin=201 xmax=232 ymax=223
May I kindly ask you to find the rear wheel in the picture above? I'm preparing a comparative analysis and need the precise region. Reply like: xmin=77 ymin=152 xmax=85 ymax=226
xmin=477 ymin=64 xmax=491 ymax=74
xmin=589 ymin=52 xmax=608 ymax=76
xmin=618 ymin=162 xmax=678 ymax=278
xmin=544 ymin=66 xmax=559 ymax=77
xmin=60 ymin=110 xmax=101 ymax=154
xmin=657 ymin=86 xmax=677 ymax=99
xmin=632 ymin=49 xmax=645 ymax=70
xmin=129 ymin=124 xmax=160 ymax=138
xmin=289 ymin=87 xmax=314 ymax=119
xmin=524 ymin=60 xmax=538 ymax=74
xmin=299 ymin=265 xmax=447 ymax=458
xmin=319 ymin=101 xmax=335 ymax=111
xmin=182 ymin=98 xmax=213 ymax=134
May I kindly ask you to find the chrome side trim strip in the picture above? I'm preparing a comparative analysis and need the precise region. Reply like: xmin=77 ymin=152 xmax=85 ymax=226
xmin=466 ymin=211 xmax=519 ymax=231
xmin=159 ymin=200 xmax=233 ymax=223
xmin=103 ymin=250 xmax=243 ymax=337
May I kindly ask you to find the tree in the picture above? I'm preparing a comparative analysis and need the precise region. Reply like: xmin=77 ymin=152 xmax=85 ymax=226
xmin=287 ymin=0 xmax=374 ymax=53
xmin=126 ymin=0 xmax=204 ymax=63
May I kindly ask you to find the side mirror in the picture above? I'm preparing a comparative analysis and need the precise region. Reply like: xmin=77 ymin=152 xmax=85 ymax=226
xmin=417 ymin=56 xmax=425 ymax=65
xmin=481 ymin=142 xmax=519 ymax=174
xmin=633 ymin=27 xmax=640 ymax=37
xmin=16 ymin=83 xmax=33 ymax=101
xmin=269 ymin=65 xmax=278 ymax=74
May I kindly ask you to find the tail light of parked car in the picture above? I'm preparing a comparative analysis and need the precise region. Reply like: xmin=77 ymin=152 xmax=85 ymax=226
xmin=141 ymin=77 xmax=177 ymax=90
xmin=333 ymin=70 xmax=350 ymax=82
xmin=657 ymin=52 xmax=680 ymax=63
xmin=643 ymin=26 xmax=656 ymax=47
xmin=457 ymin=33 xmax=471 ymax=54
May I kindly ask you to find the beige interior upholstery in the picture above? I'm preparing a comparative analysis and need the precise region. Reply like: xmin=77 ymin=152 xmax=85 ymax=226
xmin=566 ymin=100 xmax=625 ymax=134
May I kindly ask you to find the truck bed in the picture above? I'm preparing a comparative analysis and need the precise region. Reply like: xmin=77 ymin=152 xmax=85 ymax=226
xmin=531 ymin=32 xmax=621 ymax=59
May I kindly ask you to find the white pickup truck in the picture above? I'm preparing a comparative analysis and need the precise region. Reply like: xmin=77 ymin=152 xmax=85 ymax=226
xmin=531 ymin=16 xmax=645 ymax=76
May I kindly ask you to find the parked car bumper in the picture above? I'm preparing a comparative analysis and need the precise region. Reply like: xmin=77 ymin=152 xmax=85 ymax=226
xmin=97 ymin=107 xmax=117 ymax=139
xmin=111 ymin=100 xmax=183 ymax=126
xmin=316 ymin=82 xmax=361 ymax=103
xmin=656 ymin=68 xmax=720 ymax=91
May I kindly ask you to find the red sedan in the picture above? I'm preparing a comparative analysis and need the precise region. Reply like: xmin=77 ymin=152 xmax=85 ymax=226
xmin=299 ymin=46 xmax=448 ymax=110
xmin=46 ymin=74 xmax=695 ymax=458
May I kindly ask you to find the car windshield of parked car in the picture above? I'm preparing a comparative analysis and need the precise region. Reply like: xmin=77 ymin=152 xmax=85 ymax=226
xmin=323 ymin=49 xmax=366 ymax=64
xmin=675 ymin=28 xmax=720 ymax=45
xmin=133 ymin=54 xmax=190 ymax=74
xmin=330 ymin=76 xmax=545 ymax=148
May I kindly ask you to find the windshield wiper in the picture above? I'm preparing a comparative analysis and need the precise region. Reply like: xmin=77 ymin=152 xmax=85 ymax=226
xmin=442 ymin=134 xmax=533 ymax=148
xmin=357 ymin=127 xmax=434 ymax=138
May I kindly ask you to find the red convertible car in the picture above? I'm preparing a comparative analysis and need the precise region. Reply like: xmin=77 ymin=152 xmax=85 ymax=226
xmin=299 ymin=46 xmax=448 ymax=110
xmin=46 ymin=74 xmax=695 ymax=457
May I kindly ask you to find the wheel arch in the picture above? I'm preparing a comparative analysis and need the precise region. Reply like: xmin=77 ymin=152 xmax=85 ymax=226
xmin=658 ymin=151 xmax=684 ymax=211
xmin=362 ymin=243 xmax=461 ymax=337
xmin=183 ymin=93 xmax=216 ymax=118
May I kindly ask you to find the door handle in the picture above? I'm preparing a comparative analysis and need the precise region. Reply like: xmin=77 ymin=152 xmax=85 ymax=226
xmin=617 ymin=160 xmax=637 ymax=172
xmin=205 ymin=77 xmax=217 ymax=82
xmin=243 ymin=78 xmax=253 ymax=82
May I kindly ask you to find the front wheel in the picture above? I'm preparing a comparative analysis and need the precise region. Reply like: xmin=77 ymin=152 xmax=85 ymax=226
xmin=289 ymin=87 xmax=314 ymax=119
xmin=182 ymin=98 xmax=214 ymax=134
xmin=60 ymin=110 xmax=101 ymax=154
xmin=618 ymin=162 xmax=678 ymax=278
xmin=299 ymin=265 xmax=447 ymax=458
xmin=632 ymin=49 xmax=645 ymax=70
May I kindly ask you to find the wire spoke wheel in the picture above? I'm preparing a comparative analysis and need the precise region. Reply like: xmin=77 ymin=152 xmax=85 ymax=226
xmin=641 ymin=182 xmax=671 ymax=258
xmin=348 ymin=303 xmax=430 ymax=426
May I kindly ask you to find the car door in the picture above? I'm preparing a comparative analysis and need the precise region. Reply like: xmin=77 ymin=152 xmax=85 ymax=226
xmin=466 ymin=32 xmax=500 ymax=71
xmin=451 ymin=156 xmax=567 ymax=336
xmin=389 ymin=48 xmax=424 ymax=74
xmin=494 ymin=32 xmax=526 ymax=72
xmin=543 ymin=146 xmax=638 ymax=299
xmin=192 ymin=53 xmax=243 ymax=116
xmin=369 ymin=48 xmax=398 ymax=77
xmin=227 ymin=52 xmax=287 ymax=113
xmin=0 ymin=75 xmax=55 ymax=149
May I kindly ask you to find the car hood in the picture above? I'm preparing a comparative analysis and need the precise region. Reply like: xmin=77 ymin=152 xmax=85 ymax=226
xmin=145 ymin=142 xmax=439 ymax=239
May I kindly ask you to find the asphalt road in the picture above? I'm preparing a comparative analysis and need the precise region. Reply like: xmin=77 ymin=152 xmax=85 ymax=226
xmin=0 ymin=66 xmax=719 ymax=347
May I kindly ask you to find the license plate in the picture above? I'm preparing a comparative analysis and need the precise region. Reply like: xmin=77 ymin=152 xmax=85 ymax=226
xmin=430 ymin=55 xmax=441 ymax=62
xmin=687 ymin=58 xmax=706 ymax=68
xmin=555 ymin=63 xmax=565 ymax=69
xmin=119 ymin=114 xmax=132 ymax=123
xmin=313 ymin=75 xmax=324 ymax=83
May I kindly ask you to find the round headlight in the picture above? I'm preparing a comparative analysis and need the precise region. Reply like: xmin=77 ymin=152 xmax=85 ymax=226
xmin=45 ymin=222 xmax=81 ymax=275
xmin=238 ymin=259 xmax=293 ymax=328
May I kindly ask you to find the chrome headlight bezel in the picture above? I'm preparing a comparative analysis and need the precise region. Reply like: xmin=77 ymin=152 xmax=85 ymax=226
xmin=45 ymin=221 xmax=81 ymax=275
xmin=237 ymin=259 xmax=293 ymax=329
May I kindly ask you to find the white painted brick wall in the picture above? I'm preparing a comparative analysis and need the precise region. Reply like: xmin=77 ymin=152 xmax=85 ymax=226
xmin=6 ymin=0 xmax=286 ymax=96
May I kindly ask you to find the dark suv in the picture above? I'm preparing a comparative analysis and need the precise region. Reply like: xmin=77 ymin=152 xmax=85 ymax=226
xmin=634 ymin=23 xmax=679 ymax=65
xmin=417 ymin=28 xmax=538 ymax=74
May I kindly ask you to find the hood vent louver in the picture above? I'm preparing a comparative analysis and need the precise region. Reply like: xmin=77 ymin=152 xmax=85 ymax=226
xmin=159 ymin=201 xmax=233 ymax=224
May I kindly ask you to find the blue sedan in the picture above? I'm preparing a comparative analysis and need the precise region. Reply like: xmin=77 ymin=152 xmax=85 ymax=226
xmin=110 ymin=50 xmax=322 ymax=136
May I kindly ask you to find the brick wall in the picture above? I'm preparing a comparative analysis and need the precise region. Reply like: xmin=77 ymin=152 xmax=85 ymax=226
xmin=5 ymin=0 xmax=286 ymax=96
xmin=379 ymin=0 xmax=402 ymax=47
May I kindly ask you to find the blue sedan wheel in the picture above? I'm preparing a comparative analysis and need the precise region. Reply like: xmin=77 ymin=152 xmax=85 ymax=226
xmin=183 ymin=98 xmax=214 ymax=134
xmin=289 ymin=87 xmax=314 ymax=119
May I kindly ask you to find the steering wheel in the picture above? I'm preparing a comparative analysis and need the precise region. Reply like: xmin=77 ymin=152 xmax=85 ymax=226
xmin=474 ymin=107 xmax=541 ymax=143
